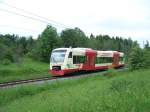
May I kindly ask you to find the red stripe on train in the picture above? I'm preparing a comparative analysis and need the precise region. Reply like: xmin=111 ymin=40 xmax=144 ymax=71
xmin=49 ymin=64 xmax=125 ymax=76
xmin=49 ymin=69 xmax=79 ymax=76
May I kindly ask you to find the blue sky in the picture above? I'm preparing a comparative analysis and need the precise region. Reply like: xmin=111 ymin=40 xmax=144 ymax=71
xmin=0 ymin=0 xmax=149 ymax=46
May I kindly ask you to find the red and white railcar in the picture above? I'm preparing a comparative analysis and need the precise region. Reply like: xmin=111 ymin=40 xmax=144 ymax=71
xmin=49 ymin=48 xmax=124 ymax=76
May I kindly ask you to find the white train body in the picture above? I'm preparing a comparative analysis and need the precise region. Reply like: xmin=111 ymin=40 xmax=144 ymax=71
xmin=49 ymin=48 xmax=124 ymax=76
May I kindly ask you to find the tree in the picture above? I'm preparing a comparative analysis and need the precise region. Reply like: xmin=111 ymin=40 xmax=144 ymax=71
xmin=128 ymin=44 xmax=150 ymax=70
xmin=89 ymin=34 xmax=97 ymax=49
xmin=128 ymin=46 xmax=144 ymax=70
xmin=33 ymin=25 xmax=59 ymax=62
xmin=0 ymin=43 xmax=6 ymax=61
xmin=61 ymin=27 xmax=87 ymax=47
xmin=144 ymin=40 xmax=150 ymax=50
xmin=26 ymin=36 xmax=35 ymax=53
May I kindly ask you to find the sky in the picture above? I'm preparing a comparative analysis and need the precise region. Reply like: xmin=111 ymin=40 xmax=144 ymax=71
xmin=0 ymin=0 xmax=149 ymax=46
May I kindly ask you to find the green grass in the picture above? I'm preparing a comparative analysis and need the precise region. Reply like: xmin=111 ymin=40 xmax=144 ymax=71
xmin=0 ymin=69 xmax=150 ymax=112
xmin=0 ymin=58 xmax=50 ymax=83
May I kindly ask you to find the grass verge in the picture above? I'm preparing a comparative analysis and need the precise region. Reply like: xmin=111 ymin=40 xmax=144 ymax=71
xmin=0 ymin=58 xmax=50 ymax=83
xmin=0 ymin=69 xmax=150 ymax=112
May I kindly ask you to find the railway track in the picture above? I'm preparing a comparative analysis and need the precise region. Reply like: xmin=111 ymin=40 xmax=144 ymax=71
xmin=0 ymin=68 xmax=127 ymax=89
xmin=0 ymin=72 xmax=101 ymax=89
xmin=0 ymin=77 xmax=55 ymax=88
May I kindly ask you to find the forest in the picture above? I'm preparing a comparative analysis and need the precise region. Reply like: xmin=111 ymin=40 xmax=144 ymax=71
xmin=0 ymin=25 xmax=150 ymax=70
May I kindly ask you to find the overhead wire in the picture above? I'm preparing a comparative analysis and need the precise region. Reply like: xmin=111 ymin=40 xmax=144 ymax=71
xmin=0 ymin=2 xmax=72 ymax=29
xmin=0 ymin=2 xmax=91 ymax=35
xmin=0 ymin=8 xmax=67 ymax=28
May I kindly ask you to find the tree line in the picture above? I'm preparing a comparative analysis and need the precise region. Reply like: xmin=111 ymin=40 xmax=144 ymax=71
xmin=1 ymin=25 xmax=149 ymax=70
xmin=0 ymin=34 xmax=35 ymax=64
xmin=32 ymin=25 xmax=138 ymax=62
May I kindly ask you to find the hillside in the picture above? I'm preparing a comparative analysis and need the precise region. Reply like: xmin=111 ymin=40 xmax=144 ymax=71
xmin=0 ymin=69 xmax=150 ymax=112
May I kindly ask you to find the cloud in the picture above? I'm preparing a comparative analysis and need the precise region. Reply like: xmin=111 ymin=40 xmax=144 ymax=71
xmin=0 ymin=0 xmax=149 ymax=45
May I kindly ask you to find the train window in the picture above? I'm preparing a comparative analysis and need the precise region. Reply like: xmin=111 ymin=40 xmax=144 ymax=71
xmin=80 ymin=56 xmax=86 ymax=63
xmin=73 ymin=56 xmax=85 ymax=64
xmin=96 ymin=57 xmax=113 ymax=64
xmin=73 ymin=56 xmax=78 ymax=64
xmin=96 ymin=57 xmax=99 ymax=63
xmin=68 ymin=52 xmax=72 ymax=58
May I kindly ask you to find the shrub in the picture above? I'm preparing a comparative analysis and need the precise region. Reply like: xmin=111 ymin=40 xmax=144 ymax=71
xmin=104 ymin=68 xmax=118 ymax=77
xmin=1 ymin=59 xmax=11 ymax=65
xmin=129 ymin=47 xmax=150 ymax=70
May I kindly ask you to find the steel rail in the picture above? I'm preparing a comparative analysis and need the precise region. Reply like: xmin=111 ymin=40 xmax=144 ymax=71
xmin=0 ymin=68 xmax=127 ymax=89
xmin=0 ymin=77 xmax=54 ymax=88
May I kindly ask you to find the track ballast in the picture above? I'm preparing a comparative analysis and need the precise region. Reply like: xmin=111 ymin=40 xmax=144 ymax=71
xmin=0 ymin=68 xmax=127 ymax=89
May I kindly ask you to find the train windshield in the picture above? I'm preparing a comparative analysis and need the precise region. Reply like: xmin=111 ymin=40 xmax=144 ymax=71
xmin=50 ymin=50 xmax=66 ymax=63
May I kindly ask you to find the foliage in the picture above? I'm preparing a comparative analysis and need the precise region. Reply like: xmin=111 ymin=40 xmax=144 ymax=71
xmin=32 ymin=25 xmax=60 ymax=62
xmin=144 ymin=40 xmax=150 ymax=50
xmin=128 ymin=44 xmax=150 ymax=70
xmin=128 ymin=47 xmax=144 ymax=70
xmin=1 ymin=59 xmax=11 ymax=65
xmin=0 ymin=34 xmax=35 ymax=63
xmin=61 ymin=27 xmax=88 ymax=47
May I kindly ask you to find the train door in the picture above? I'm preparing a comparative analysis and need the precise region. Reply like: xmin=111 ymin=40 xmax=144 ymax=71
xmin=113 ymin=53 xmax=119 ymax=67
xmin=82 ymin=50 xmax=97 ymax=70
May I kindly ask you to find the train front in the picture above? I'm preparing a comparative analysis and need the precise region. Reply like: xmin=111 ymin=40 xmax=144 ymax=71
xmin=49 ymin=48 xmax=69 ymax=76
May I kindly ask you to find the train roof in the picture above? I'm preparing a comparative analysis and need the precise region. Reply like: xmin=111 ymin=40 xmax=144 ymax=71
xmin=52 ymin=48 xmax=124 ymax=56
xmin=52 ymin=48 xmax=70 ymax=51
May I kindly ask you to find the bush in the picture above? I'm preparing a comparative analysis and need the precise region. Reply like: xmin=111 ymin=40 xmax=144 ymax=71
xmin=143 ymin=49 xmax=150 ymax=68
xmin=104 ymin=68 xmax=118 ymax=77
xmin=128 ymin=47 xmax=143 ymax=70
xmin=129 ymin=47 xmax=150 ymax=70
xmin=1 ymin=59 xmax=11 ymax=65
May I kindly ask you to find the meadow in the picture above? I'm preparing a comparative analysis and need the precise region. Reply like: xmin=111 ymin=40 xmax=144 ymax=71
xmin=0 ymin=69 xmax=150 ymax=112
xmin=0 ymin=58 xmax=50 ymax=83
